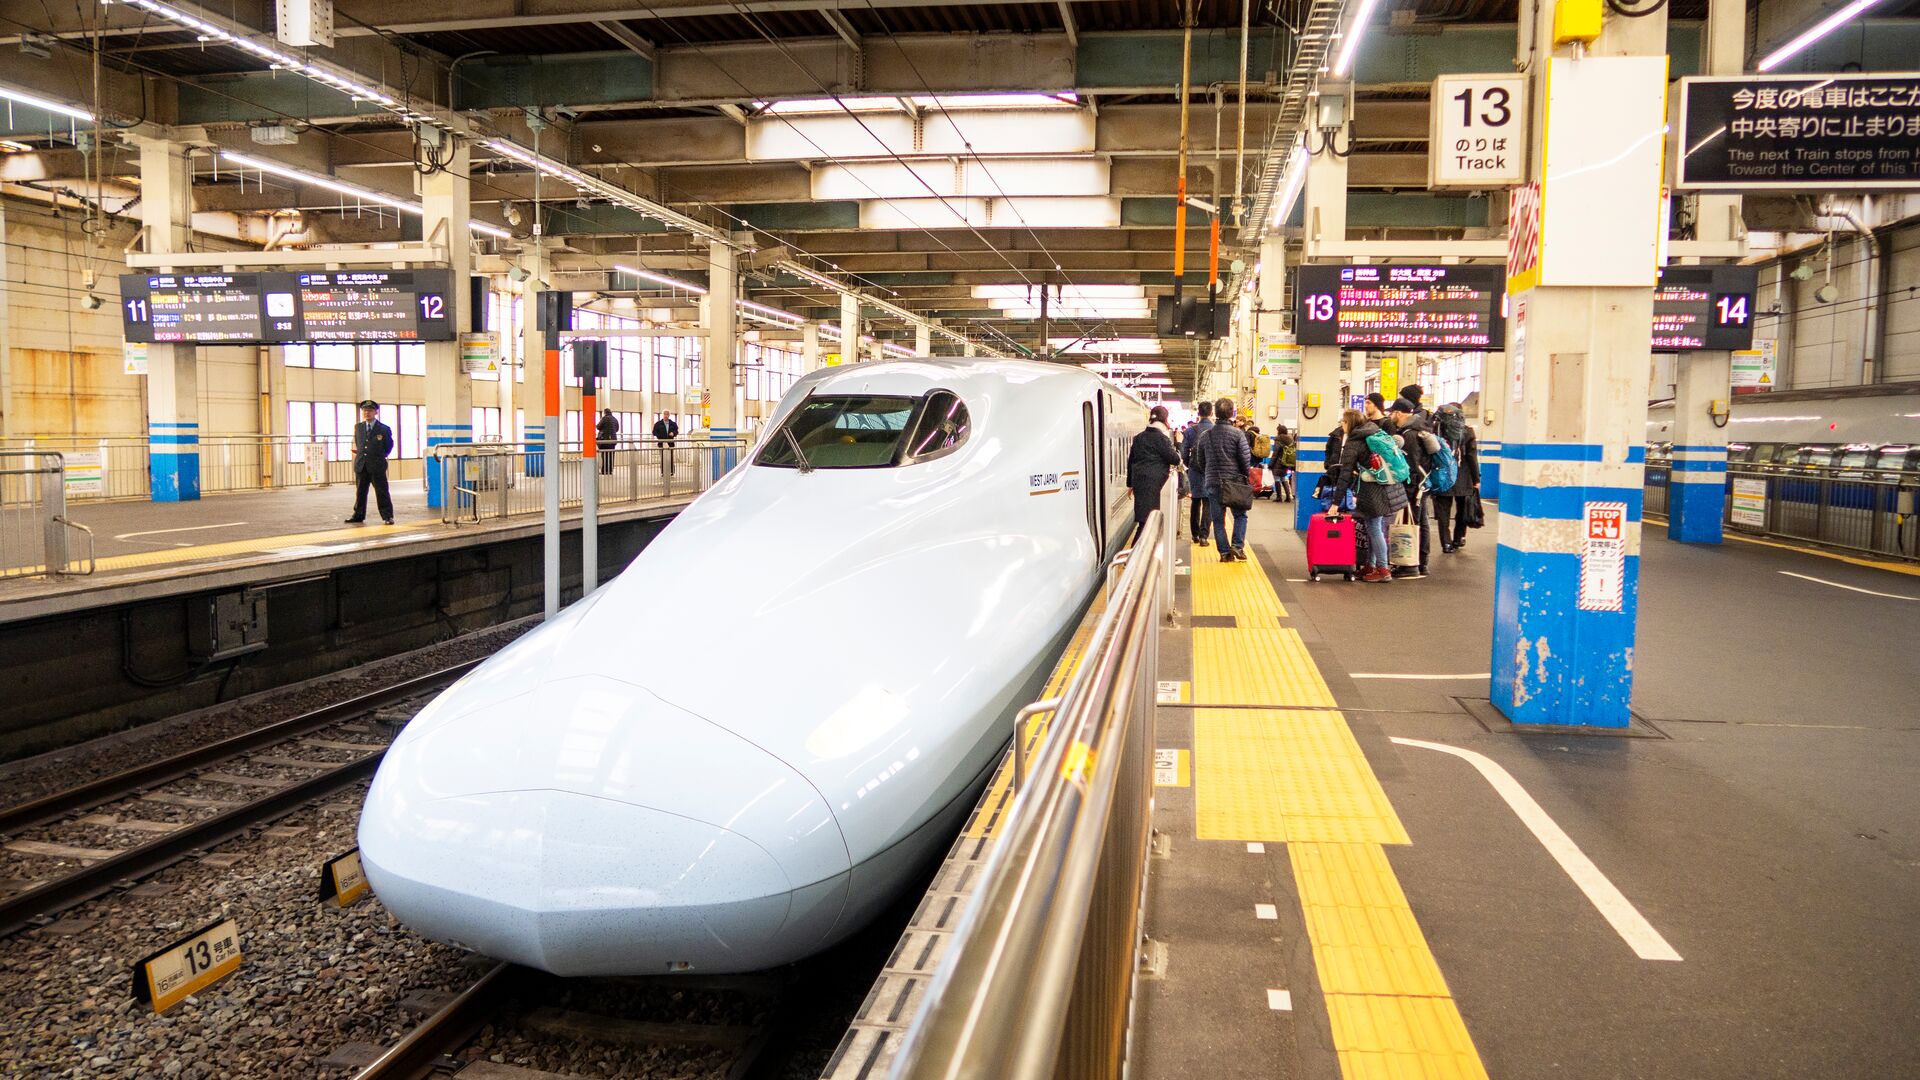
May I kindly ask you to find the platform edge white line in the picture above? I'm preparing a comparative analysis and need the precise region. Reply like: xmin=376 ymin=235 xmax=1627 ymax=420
xmin=1390 ymin=736 xmax=1684 ymax=962
xmin=1350 ymin=672 xmax=1492 ymax=680
xmin=1778 ymin=571 xmax=1918 ymax=601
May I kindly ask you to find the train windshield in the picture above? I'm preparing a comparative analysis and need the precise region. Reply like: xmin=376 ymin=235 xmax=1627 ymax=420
xmin=759 ymin=395 xmax=920 ymax=468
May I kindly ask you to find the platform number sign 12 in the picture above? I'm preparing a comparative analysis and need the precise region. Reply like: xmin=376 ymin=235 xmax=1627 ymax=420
xmin=1429 ymin=74 xmax=1527 ymax=189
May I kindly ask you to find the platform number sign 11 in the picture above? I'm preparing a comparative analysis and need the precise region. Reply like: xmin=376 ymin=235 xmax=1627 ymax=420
xmin=1429 ymin=74 xmax=1527 ymax=189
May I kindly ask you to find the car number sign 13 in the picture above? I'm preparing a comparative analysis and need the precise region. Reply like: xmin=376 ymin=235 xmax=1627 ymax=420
xmin=1430 ymin=74 xmax=1527 ymax=189
xmin=132 ymin=918 xmax=243 ymax=1013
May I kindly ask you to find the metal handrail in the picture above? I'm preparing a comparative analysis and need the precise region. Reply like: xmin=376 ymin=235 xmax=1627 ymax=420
xmin=888 ymin=510 xmax=1168 ymax=1080
xmin=54 ymin=517 xmax=94 ymax=575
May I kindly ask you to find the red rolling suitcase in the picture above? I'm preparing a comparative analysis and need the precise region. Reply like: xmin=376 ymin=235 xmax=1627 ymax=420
xmin=1306 ymin=512 xmax=1360 ymax=581
xmin=1249 ymin=466 xmax=1265 ymax=496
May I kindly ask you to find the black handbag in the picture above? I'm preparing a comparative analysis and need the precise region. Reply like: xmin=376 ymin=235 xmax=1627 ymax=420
xmin=1217 ymin=475 xmax=1255 ymax=512
xmin=1464 ymin=489 xmax=1486 ymax=529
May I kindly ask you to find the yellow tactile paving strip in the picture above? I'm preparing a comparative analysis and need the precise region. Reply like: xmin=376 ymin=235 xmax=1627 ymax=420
xmin=1189 ymin=544 xmax=1287 ymax=619
xmin=1185 ymin=550 xmax=1487 ymax=1079
xmin=92 ymin=523 xmax=426 ymax=572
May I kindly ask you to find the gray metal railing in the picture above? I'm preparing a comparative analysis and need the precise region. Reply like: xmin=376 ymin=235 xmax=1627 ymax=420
xmin=1645 ymin=459 xmax=1920 ymax=560
xmin=432 ymin=436 xmax=748 ymax=525
xmin=1 ymin=450 xmax=95 ymax=579
xmin=4 ymin=434 xmax=366 ymax=500
xmin=887 ymin=511 xmax=1169 ymax=1080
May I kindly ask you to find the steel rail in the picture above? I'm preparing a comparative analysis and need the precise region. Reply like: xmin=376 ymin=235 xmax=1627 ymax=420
xmin=0 ymin=660 xmax=481 ymax=837
xmin=352 ymin=962 xmax=520 ymax=1080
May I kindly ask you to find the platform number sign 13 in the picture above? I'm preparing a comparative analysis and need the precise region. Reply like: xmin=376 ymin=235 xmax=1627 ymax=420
xmin=1429 ymin=74 xmax=1527 ymax=189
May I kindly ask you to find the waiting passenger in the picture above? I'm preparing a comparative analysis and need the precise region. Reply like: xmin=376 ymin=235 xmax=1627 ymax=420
xmin=1183 ymin=400 xmax=1216 ymax=547
xmin=1197 ymin=398 xmax=1254 ymax=562
xmin=1365 ymin=392 xmax=1387 ymax=421
xmin=1338 ymin=407 xmax=1408 ymax=584
xmin=1431 ymin=403 xmax=1481 ymax=553
xmin=345 ymin=399 xmax=395 ymax=526
xmin=652 ymin=412 xmax=680 ymax=480
xmin=1400 ymin=383 xmax=1432 ymax=422
xmin=597 ymin=408 xmax=620 ymax=475
xmin=1388 ymin=400 xmax=1435 ymax=576
xmin=1272 ymin=427 xmax=1296 ymax=502
xmin=1318 ymin=420 xmax=1348 ymax=505
xmin=1126 ymin=405 xmax=1183 ymax=545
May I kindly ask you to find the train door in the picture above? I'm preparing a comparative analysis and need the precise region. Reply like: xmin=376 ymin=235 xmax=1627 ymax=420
xmin=1082 ymin=401 xmax=1103 ymax=558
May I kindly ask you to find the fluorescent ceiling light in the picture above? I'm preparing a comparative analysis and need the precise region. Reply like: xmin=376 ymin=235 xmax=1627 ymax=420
xmin=1757 ymin=0 xmax=1884 ymax=71
xmin=1331 ymin=0 xmax=1389 ymax=77
xmin=614 ymin=263 xmax=707 ymax=295
xmin=764 ymin=96 xmax=904 ymax=115
xmin=0 ymin=139 xmax=33 ymax=153
xmin=882 ymin=342 xmax=916 ymax=357
xmin=909 ymin=93 xmax=1078 ymax=110
xmin=738 ymin=298 xmax=803 ymax=324
xmin=1270 ymin=140 xmax=1311 ymax=230
xmin=998 ymin=305 xmax=1153 ymax=320
xmin=0 ymin=84 xmax=97 ymax=123
xmin=973 ymin=284 xmax=1145 ymax=301
xmin=221 ymin=151 xmax=509 ymax=240
xmin=1049 ymin=337 xmax=1164 ymax=354
xmin=1085 ymin=362 xmax=1170 ymax=374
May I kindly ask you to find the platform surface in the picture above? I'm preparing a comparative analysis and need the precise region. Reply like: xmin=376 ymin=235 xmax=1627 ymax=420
xmin=0 ymin=480 xmax=692 ymax=618
xmin=1134 ymin=500 xmax=1920 ymax=1080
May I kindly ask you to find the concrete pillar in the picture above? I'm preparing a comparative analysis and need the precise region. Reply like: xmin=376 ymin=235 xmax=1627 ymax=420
xmin=518 ymin=248 xmax=548 ymax=473
xmin=801 ymin=322 xmax=821 ymax=372
xmin=704 ymin=239 xmax=740 ymax=471
xmin=915 ymin=322 xmax=931 ymax=356
xmin=136 ymin=137 xmax=200 ymax=500
xmin=840 ymin=292 xmax=861 ymax=363
xmin=422 ymin=140 xmax=473 ymax=508
xmin=1302 ymin=99 xmax=1348 ymax=261
xmin=356 ymin=344 xmax=374 ymax=405
xmin=1293 ymin=347 xmax=1345 ymax=528
xmin=1491 ymin=0 xmax=1666 ymax=729
xmin=1479 ymin=351 xmax=1507 ymax=498
xmin=1668 ymin=0 xmax=1745 ymax=544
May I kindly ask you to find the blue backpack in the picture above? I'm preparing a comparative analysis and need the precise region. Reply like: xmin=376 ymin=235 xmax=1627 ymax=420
xmin=1423 ymin=439 xmax=1459 ymax=494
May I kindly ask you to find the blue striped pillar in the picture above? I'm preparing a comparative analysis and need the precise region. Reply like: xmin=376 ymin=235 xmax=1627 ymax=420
xmin=707 ymin=426 xmax=738 ymax=479
xmin=1480 ymin=440 xmax=1503 ymax=500
xmin=524 ymin=428 xmax=546 ymax=478
xmin=148 ymin=422 xmax=200 ymax=501
xmin=1667 ymin=445 xmax=1728 ymax=543
xmin=1293 ymin=434 xmax=1329 ymax=529
xmin=1491 ymin=442 xmax=1645 ymax=728
xmin=426 ymin=424 xmax=473 ymax=509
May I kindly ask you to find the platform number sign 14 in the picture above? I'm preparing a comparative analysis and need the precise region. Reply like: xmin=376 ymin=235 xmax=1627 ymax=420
xmin=1429 ymin=74 xmax=1527 ymax=189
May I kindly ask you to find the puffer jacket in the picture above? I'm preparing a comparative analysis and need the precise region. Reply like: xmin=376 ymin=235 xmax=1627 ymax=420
xmin=1339 ymin=421 xmax=1410 ymax=519
xmin=1196 ymin=419 xmax=1253 ymax=494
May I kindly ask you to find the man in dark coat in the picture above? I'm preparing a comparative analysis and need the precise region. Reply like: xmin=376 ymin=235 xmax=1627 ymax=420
xmin=1388 ymin=400 xmax=1434 ymax=575
xmin=596 ymin=408 xmax=620 ymax=474
xmin=651 ymin=412 xmax=680 ymax=480
xmin=1195 ymin=398 xmax=1254 ymax=562
xmin=1181 ymin=400 xmax=1215 ymax=545
xmin=1127 ymin=406 xmax=1182 ymax=544
xmin=1432 ymin=405 xmax=1481 ymax=553
xmin=346 ymin=399 xmax=395 ymax=525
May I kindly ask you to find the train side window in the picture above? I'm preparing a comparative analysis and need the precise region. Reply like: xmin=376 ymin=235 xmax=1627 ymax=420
xmin=901 ymin=391 xmax=971 ymax=463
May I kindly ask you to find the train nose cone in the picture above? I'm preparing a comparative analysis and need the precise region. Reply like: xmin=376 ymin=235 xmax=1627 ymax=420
xmin=358 ymin=674 xmax=851 ymax=975
xmin=360 ymin=790 xmax=794 ymax=974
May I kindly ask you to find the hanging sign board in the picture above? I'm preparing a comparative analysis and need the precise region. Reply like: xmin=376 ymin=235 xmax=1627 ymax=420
xmin=1577 ymin=502 xmax=1629 ymax=613
xmin=1732 ymin=340 xmax=1777 ymax=391
xmin=1295 ymin=264 xmax=1506 ymax=351
xmin=459 ymin=332 xmax=499 ymax=375
xmin=1651 ymin=266 xmax=1760 ymax=351
xmin=301 ymin=442 xmax=327 ymax=485
xmin=1259 ymin=340 xmax=1303 ymax=380
xmin=132 ymin=918 xmax=243 ymax=1014
xmin=1677 ymin=74 xmax=1920 ymax=191
xmin=123 ymin=341 xmax=149 ymax=376
xmin=1730 ymin=477 xmax=1768 ymax=527
xmin=63 ymin=450 xmax=104 ymax=495
xmin=120 ymin=270 xmax=455 ymax=344
xmin=1377 ymin=356 xmax=1401 ymax=402
xmin=1429 ymin=74 xmax=1528 ymax=188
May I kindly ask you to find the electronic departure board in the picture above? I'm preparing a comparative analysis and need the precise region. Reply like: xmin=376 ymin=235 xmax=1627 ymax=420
xmin=1294 ymin=264 xmax=1505 ymax=351
xmin=1651 ymin=265 xmax=1759 ymax=351
xmin=120 ymin=270 xmax=455 ymax=344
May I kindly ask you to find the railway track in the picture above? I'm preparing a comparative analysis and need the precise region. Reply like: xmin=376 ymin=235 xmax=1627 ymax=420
xmin=352 ymin=964 xmax=790 ymax=1080
xmin=0 ymin=660 xmax=479 ymax=938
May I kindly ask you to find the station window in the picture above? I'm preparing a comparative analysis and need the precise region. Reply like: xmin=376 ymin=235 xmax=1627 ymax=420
xmin=369 ymin=343 xmax=399 ymax=374
xmin=655 ymin=337 xmax=679 ymax=395
xmin=472 ymin=407 xmax=505 ymax=441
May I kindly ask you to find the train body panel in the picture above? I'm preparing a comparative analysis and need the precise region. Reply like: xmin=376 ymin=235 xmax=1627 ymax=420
xmin=1647 ymin=385 xmax=1920 ymax=468
xmin=359 ymin=358 xmax=1143 ymax=975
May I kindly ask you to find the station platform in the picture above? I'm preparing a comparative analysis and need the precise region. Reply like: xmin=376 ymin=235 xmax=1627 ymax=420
xmin=0 ymin=481 xmax=693 ymax=624
xmin=1131 ymin=500 xmax=1920 ymax=1079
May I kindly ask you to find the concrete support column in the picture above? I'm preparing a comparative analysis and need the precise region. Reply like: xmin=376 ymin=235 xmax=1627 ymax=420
xmin=915 ymin=322 xmax=931 ymax=356
xmin=1479 ymin=351 xmax=1507 ymax=498
xmin=1668 ymin=354 xmax=1731 ymax=541
xmin=801 ymin=322 xmax=821 ymax=372
xmin=518 ymin=248 xmax=549 ymax=473
xmin=1490 ymin=0 xmax=1666 ymax=729
xmin=137 ymin=137 xmax=200 ymax=500
xmin=422 ymin=141 xmax=473 ymax=508
xmin=1667 ymin=0 xmax=1746 ymax=544
xmin=1292 ymin=347 xmax=1345 ymax=529
xmin=356 ymin=345 xmax=374 ymax=405
xmin=840 ymin=292 xmax=862 ymax=362
xmin=704 ymin=238 xmax=740 ymax=472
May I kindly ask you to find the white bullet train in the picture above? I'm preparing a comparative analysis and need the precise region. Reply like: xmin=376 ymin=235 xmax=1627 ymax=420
xmin=358 ymin=358 xmax=1144 ymax=975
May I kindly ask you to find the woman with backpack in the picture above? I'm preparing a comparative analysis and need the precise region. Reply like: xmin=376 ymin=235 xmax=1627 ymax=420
xmin=1337 ymin=407 xmax=1409 ymax=583
xmin=1430 ymin=403 xmax=1482 ymax=553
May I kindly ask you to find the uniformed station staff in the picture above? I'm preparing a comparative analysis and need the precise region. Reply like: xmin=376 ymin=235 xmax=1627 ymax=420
xmin=345 ymin=398 xmax=395 ymax=525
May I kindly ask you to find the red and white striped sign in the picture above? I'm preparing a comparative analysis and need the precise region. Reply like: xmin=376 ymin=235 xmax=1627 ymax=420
xmin=1507 ymin=182 xmax=1541 ymax=285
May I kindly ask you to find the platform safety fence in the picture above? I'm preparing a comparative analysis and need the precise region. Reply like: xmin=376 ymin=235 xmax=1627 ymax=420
xmin=3 ymin=435 xmax=369 ymax=501
xmin=887 ymin=511 xmax=1169 ymax=1080
xmin=430 ymin=437 xmax=748 ymax=525
xmin=0 ymin=450 xmax=95 ymax=579
xmin=1645 ymin=459 xmax=1920 ymax=561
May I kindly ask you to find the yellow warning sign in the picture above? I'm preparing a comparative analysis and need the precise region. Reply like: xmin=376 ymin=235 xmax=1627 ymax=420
xmin=134 ymin=918 xmax=243 ymax=1014
xmin=319 ymin=848 xmax=370 ymax=908
xmin=1154 ymin=748 xmax=1191 ymax=787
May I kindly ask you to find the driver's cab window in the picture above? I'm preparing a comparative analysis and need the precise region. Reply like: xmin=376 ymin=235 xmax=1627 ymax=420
xmin=902 ymin=391 xmax=971 ymax=463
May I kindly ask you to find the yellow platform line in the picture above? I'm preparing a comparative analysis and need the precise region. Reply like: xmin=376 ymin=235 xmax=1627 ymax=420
xmin=1189 ymin=543 xmax=1287 ymax=618
xmin=1184 ymin=547 xmax=1487 ymax=1079
xmin=93 ymin=522 xmax=428 ymax=572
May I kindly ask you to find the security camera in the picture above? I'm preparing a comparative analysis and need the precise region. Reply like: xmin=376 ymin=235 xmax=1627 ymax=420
xmin=500 ymin=200 xmax=523 ymax=227
xmin=1815 ymin=282 xmax=1839 ymax=304
xmin=1790 ymin=263 xmax=1814 ymax=282
xmin=82 ymin=293 xmax=103 ymax=310
xmin=509 ymin=265 xmax=530 ymax=283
